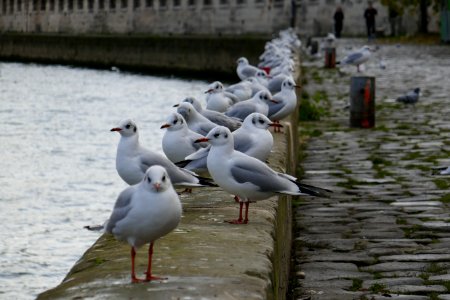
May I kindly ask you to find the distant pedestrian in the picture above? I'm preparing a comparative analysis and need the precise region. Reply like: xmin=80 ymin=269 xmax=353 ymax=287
xmin=364 ymin=1 xmax=378 ymax=40
xmin=388 ymin=5 xmax=399 ymax=36
xmin=333 ymin=6 xmax=344 ymax=38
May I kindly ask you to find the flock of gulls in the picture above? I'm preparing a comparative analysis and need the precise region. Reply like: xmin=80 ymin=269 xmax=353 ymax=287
xmin=86 ymin=29 xmax=331 ymax=283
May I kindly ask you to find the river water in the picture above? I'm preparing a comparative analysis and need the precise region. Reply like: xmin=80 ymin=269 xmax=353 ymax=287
xmin=0 ymin=63 xmax=207 ymax=299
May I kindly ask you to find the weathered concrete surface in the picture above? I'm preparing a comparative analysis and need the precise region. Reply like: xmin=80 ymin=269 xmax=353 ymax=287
xmin=37 ymin=113 xmax=299 ymax=300
xmin=292 ymin=40 xmax=450 ymax=299
xmin=0 ymin=34 xmax=267 ymax=80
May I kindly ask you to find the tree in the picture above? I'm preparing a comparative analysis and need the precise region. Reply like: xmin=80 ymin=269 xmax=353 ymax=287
xmin=380 ymin=0 xmax=441 ymax=33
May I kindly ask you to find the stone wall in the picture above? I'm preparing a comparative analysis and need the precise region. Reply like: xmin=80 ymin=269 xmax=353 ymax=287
xmin=0 ymin=33 xmax=267 ymax=79
xmin=36 ymin=103 xmax=300 ymax=300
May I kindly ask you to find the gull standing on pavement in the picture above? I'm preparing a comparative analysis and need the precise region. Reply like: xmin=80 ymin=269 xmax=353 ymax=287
xmin=161 ymin=112 xmax=207 ymax=163
xmin=196 ymin=126 xmax=330 ymax=224
xmin=338 ymin=45 xmax=372 ymax=72
xmin=396 ymin=88 xmax=420 ymax=105
xmin=111 ymin=119 xmax=214 ymax=187
xmin=106 ymin=166 xmax=182 ymax=283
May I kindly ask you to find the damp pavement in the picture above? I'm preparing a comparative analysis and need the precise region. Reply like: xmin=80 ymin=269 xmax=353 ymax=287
xmin=292 ymin=39 xmax=450 ymax=300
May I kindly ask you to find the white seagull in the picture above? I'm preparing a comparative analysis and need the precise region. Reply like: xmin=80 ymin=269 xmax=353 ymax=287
xmin=176 ymin=102 xmax=218 ymax=136
xmin=205 ymin=81 xmax=239 ymax=112
xmin=236 ymin=57 xmax=263 ymax=80
xmin=181 ymin=97 xmax=241 ymax=131
xmin=268 ymin=78 xmax=299 ymax=132
xmin=225 ymin=90 xmax=275 ymax=120
xmin=179 ymin=113 xmax=282 ymax=173
xmin=106 ymin=165 xmax=182 ymax=283
xmin=338 ymin=45 xmax=372 ymax=72
xmin=111 ymin=119 xmax=214 ymax=187
xmin=161 ymin=112 xmax=207 ymax=163
xmin=196 ymin=126 xmax=330 ymax=224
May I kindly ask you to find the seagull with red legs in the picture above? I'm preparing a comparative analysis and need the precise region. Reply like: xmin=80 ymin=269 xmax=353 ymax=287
xmin=106 ymin=165 xmax=182 ymax=283
xmin=195 ymin=126 xmax=331 ymax=224
xmin=267 ymin=78 xmax=300 ymax=133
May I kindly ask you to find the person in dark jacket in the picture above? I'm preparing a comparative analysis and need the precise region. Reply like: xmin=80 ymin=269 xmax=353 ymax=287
xmin=333 ymin=6 xmax=344 ymax=38
xmin=364 ymin=1 xmax=378 ymax=40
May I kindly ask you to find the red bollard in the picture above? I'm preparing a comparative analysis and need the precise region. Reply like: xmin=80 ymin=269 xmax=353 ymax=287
xmin=349 ymin=76 xmax=375 ymax=128
xmin=324 ymin=47 xmax=336 ymax=68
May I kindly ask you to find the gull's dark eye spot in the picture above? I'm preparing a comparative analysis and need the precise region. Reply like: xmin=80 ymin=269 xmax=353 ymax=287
xmin=224 ymin=134 xmax=228 ymax=138
xmin=252 ymin=118 xmax=256 ymax=124
xmin=259 ymin=119 xmax=265 ymax=124
xmin=180 ymin=119 xmax=183 ymax=124
xmin=162 ymin=175 xmax=166 ymax=182
xmin=147 ymin=177 xmax=151 ymax=183
xmin=173 ymin=119 xmax=178 ymax=124
xmin=125 ymin=124 xmax=131 ymax=129
xmin=213 ymin=133 xmax=220 ymax=138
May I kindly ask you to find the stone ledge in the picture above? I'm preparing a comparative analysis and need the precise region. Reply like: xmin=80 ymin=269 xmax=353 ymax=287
xmin=37 ymin=121 xmax=296 ymax=300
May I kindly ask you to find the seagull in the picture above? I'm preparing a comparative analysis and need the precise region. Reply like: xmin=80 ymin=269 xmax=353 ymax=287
xmin=225 ymin=90 xmax=275 ymax=120
xmin=205 ymin=81 xmax=239 ymax=112
xmin=255 ymin=70 xmax=270 ymax=87
xmin=176 ymin=102 xmax=217 ymax=136
xmin=268 ymin=78 xmax=299 ymax=131
xmin=225 ymin=80 xmax=253 ymax=101
xmin=236 ymin=57 xmax=263 ymax=80
xmin=180 ymin=97 xmax=241 ymax=131
xmin=106 ymin=165 xmax=182 ymax=283
xmin=196 ymin=126 xmax=331 ymax=224
xmin=396 ymin=88 xmax=420 ymax=105
xmin=111 ymin=119 xmax=215 ymax=187
xmin=245 ymin=77 xmax=271 ymax=96
xmin=179 ymin=113 xmax=282 ymax=173
xmin=338 ymin=45 xmax=372 ymax=72
xmin=161 ymin=112 xmax=207 ymax=163
xmin=267 ymin=73 xmax=294 ymax=94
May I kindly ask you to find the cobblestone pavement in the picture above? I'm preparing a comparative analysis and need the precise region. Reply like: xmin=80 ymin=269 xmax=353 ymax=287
xmin=292 ymin=39 xmax=450 ymax=300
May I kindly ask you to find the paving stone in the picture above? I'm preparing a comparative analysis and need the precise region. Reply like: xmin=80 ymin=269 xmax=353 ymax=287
xmin=303 ymin=251 xmax=375 ymax=264
xmin=362 ymin=277 xmax=423 ymax=289
xmin=369 ymin=295 xmax=428 ymax=300
xmin=422 ymin=222 xmax=450 ymax=231
xmin=360 ymin=262 xmax=428 ymax=272
xmin=437 ymin=295 xmax=450 ymax=300
xmin=378 ymin=254 xmax=450 ymax=262
xmin=389 ymin=284 xmax=447 ymax=293
xmin=429 ymin=274 xmax=450 ymax=281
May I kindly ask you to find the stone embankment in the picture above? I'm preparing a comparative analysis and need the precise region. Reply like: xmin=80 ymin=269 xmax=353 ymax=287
xmin=292 ymin=40 xmax=450 ymax=300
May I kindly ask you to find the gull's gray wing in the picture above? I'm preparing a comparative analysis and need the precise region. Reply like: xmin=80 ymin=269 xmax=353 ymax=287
xmin=203 ymin=110 xmax=241 ymax=131
xmin=225 ymin=102 xmax=257 ymax=120
xmin=268 ymin=101 xmax=285 ymax=118
xmin=233 ymin=132 xmax=253 ymax=153
xmin=223 ymin=92 xmax=240 ymax=104
xmin=343 ymin=52 xmax=363 ymax=64
xmin=230 ymin=158 xmax=291 ymax=193
xmin=241 ymin=66 xmax=258 ymax=78
xmin=106 ymin=186 xmax=135 ymax=233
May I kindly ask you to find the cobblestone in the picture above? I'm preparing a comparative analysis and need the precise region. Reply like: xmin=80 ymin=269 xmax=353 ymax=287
xmin=292 ymin=39 xmax=450 ymax=299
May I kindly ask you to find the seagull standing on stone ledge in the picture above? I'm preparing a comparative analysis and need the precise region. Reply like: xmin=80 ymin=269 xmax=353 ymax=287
xmin=106 ymin=166 xmax=182 ymax=283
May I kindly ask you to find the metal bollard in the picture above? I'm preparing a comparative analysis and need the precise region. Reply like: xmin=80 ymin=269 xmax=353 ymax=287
xmin=324 ymin=47 xmax=336 ymax=68
xmin=349 ymin=76 xmax=375 ymax=128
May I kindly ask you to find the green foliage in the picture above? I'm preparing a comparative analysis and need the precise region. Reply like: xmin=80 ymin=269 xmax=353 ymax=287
xmin=380 ymin=0 xmax=440 ymax=14
xmin=349 ymin=278 xmax=363 ymax=291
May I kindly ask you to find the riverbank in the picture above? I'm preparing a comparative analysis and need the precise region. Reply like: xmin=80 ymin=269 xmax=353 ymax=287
xmin=0 ymin=33 xmax=267 ymax=80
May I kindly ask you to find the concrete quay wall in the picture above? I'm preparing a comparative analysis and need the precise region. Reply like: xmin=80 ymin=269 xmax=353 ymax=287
xmin=0 ymin=34 xmax=267 ymax=79
xmin=37 ymin=115 xmax=299 ymax=300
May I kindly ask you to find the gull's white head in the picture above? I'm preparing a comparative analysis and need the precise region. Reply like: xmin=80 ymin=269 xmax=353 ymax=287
xmin=243 ymin=113 xmax=281 ymax=130
xmin=176 ymin=102 xmax=196 ymax=121
xmin=199 ymin=126 xmax=233 ymax=147
xmin=281 ymin=78 xmax=298 ymax=91
xmin=160 ymin=112 xmax=186 ymax=131
xmin=110 ymin=119 xmax=138 ymax=137
xmin=205 ymin=81 xmax=224 ymax=94
xmin=237 ymin=57 xmax=249 ymax=65
xmin=143 ymin=165 xmax=172 ymax=193
xmin=182 ymin=97 xmax=202 ymax=112
xmin=255 ymin=91 xmax=275 ymax=104
xmin=256 ymin=70 xmax=270 ymax=80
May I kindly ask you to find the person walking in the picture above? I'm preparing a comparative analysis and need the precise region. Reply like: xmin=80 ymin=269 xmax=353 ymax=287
xmin=333 ymin=6 xmax=344 ymax=38
xmin=364 ymin=1 xmax=378 ymax=40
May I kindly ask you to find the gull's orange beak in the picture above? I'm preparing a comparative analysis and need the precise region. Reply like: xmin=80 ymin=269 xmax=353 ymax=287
xmin=269 ymin=123 xmax=283 ymax=128
xmin=194 ymin=137 xmax=209 ymax=143
xmin=160 ymin=124 xmax=171 ymax=129
xmin=110 ymin=127 xmax=122 ymax=132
